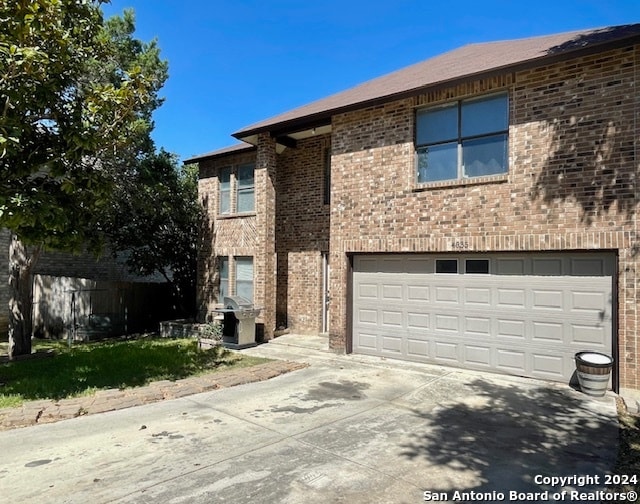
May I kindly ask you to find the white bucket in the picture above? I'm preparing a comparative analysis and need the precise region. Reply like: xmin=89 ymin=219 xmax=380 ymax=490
xmin=574 ymin=351 xmax=613 ymax=397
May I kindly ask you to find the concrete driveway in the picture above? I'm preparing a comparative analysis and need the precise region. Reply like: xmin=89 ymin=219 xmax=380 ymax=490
xmin=0 ymin=335 xmax=619 ymax=503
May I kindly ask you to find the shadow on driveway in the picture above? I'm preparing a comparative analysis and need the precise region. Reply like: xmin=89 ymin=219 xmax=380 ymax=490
xmin=400 ymin=378 xmax=616 ymax=498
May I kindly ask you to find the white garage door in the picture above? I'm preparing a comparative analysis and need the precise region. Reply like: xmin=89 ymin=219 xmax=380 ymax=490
xmin=352 ymin=253 xmax=614 ymax=383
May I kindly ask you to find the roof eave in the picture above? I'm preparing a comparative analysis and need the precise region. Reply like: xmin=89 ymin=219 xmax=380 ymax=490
xmin=184 ymin=143 xmax=257 ymax=164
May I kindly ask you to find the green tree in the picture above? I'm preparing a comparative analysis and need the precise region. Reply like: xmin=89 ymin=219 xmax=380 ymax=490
xmin=105 ymin=151 xmax=201 ymax=318
xmin=0 ymin=1 xmax=168 ymax=357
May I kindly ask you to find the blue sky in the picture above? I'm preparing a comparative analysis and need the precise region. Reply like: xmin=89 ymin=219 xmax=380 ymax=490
xmin=101 ymin=0 xmax=640 ymax=163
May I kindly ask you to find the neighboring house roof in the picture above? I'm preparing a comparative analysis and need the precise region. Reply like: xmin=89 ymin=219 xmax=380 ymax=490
xmin=232 ymin=24 xmax=640 ymax=141
xmin=184 ymin=142 xmax=256 ymax=164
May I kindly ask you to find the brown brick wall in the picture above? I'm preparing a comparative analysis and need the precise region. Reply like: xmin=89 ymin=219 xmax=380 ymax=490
xmin=198 ymin=136 xmax=331 ymax=335
xmin=328 ymin=45 xmax=639 ymax=390
xmin=197 ymin=136 xmax=280 ymax=339
xmin=255 ymin=134 xmax=278 ymax=339
xmin=275 ymin=134 xmax=330 ymax=332
xmin=197 ymin=149 xmax=258 ymax=319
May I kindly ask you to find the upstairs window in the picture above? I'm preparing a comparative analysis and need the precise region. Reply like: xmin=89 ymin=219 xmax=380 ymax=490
xmin=236 ymin=164 xmax=255 ymax=213
xmin=416 ymin=93 xmax=508 ymax=183
xmin=218 ymin=163 xmax=255 ymax=215
xmin=219 ymin=168 xmax=231 ymax=214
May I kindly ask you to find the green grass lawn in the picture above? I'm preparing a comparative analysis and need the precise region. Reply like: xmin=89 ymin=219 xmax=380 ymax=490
xmin=0 ymin=336 xmax=271 ymax=409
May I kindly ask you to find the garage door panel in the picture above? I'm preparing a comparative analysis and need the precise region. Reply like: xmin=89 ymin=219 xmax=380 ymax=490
xmin=464 ymin=316 xmax=491 ymax=335
xmin=465 ymin=287 xmax=491 ymax=305
xmin=405 ymin=257 xmax=432 ymax=273
xmin=356 ymin=308 xmax=378 ymax=325
xmin=497 ymin=288 xmax=526 ymax=308
xmin=434 ymin=341 xmax=459 ymax=362
xmin=571 ymin=257 xmax=606 ymax=276
xmin=496 ymin=348 xmax=527 ymax=374
xmin=531 ymin=321 xmax=565 ymax=343
xmin=381 ymin=284 xmax=403 ymax=301
xmin=531 ymin=353 xmax=566 ymax=380
xmin=435 ymin=286 xmax=459 ymax=303
xmin=465 ymin=345 xmax=492 ymax=367
xmin=532 ymin=258 xmax=563 ymax=275
xmin=497 ymin=318 xmax=526 ymax=339
xmin=407 ymin=284 xmax=430 ymax=301
xmin=381 ymin=310 xmax=403 ymax=327
xmin=356 ymin=257 xmax=379 ymax=273
xmin=381 ymin=335 xmax=403 ymax=354
xmin=407 ymin=312 xmax=430 ymax=329
xmin=355 ymin=332 xmax=378 ymax=351
xmin=570 ymin=324 xmax=608 ymax=347
xmin=496 ymin=259 xmax=526 ymax=274
xmin=358 ymin=283 xmax=378 ymax=299
xmin=571 ymin=290 xmax=608 ymax=312
xmin=435 ymin=314 xmax=459 ymax=333
xmin=407 ymin=339 xmax=429 ymax=358
xmin=532 ymin=289 xmax=565 ymax=310
xmin=380 ymin=257 xmax=405 ymax=273
xmin=353 ymin=253 xmax=614 ymax=384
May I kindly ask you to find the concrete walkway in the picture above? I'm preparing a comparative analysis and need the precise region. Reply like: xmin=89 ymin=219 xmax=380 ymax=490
xmin=0 ymin=334 xmax=622 ymax=503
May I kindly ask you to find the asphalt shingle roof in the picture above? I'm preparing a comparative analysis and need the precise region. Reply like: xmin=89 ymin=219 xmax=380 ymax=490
xmin=233 ymin=24 xmax=640 ymax=139
xmin=189 ymin=23 xmax=640 ymax=161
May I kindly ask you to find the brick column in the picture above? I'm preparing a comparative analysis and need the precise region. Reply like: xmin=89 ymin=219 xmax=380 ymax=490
xmin=255 ymin=133 xmax=277 ymax=340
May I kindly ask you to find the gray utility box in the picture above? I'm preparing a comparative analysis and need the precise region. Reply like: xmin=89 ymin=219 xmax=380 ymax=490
xmin=215 ymin=296 xmax=261 ymax=349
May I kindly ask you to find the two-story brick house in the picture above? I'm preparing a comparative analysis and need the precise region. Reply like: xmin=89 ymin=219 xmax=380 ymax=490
xmin=190 ymin=24 xmax=640 ymax=395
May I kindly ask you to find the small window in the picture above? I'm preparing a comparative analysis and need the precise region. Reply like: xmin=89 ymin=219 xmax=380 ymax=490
xmin=219 ymin=168 xmax=231 ymax=214
xmin=436 ymin=259 xmax=458 ymax=274
xmin=218 ymin=257 xmax=229 ymax=302
xmin=465 ymin=259 xmax=490 ymax=274
xmin=236 ymin=164 xmax=255 ymax=213
xmin=235 ymin=257 xmax=254 ymax=302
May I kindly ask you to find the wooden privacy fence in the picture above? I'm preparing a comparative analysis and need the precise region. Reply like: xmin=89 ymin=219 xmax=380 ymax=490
xmin=32 ymin=274 xmax=173 ymax=340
